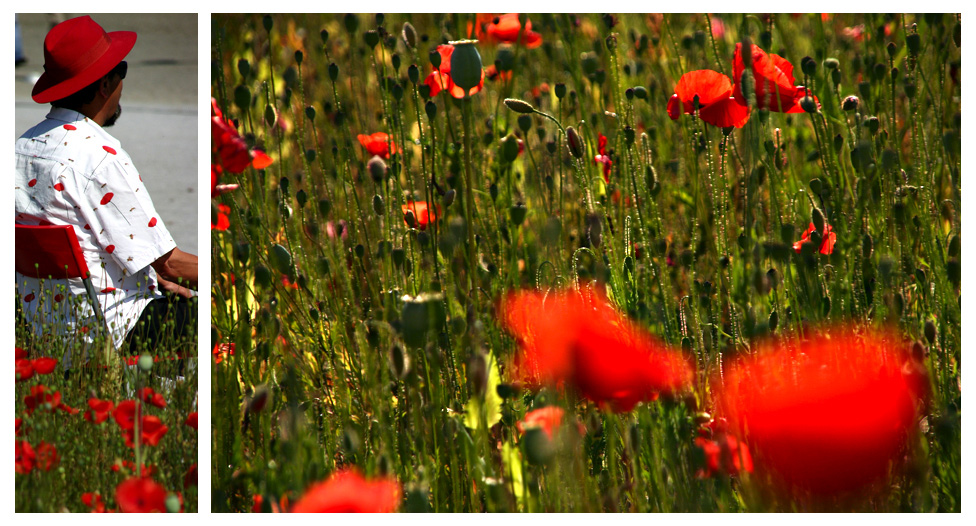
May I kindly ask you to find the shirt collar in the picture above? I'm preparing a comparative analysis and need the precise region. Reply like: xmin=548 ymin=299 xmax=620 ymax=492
xmin=44 ymin=107 xmax=122 ymax=150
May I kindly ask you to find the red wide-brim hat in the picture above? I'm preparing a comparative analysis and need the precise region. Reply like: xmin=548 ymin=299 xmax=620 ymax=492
xmin=32 ymin=15 xmax=137 ymax=104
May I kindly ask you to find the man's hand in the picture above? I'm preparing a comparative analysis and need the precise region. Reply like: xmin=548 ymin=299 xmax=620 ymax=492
xmin=151 ymin=247 xmax=198 ymax=289
xmin=157 ymin=275 xmax=195 ymax=298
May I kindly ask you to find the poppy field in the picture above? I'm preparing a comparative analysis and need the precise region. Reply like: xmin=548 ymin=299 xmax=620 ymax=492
xmin=211 ymin=13 xmax=961 ymax=512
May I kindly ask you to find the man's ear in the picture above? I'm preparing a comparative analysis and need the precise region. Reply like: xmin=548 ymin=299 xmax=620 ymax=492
xmin=97 ymin=76 xmax=114 ymax=98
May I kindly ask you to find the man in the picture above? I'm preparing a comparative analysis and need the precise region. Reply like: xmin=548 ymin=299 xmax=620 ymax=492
xmin=15 ymin=15 xmax=197 ymax=363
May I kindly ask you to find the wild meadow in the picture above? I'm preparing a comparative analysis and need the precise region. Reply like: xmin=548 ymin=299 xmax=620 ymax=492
xmin=15 ymin=293 xmax=198 ymax=512
xmin=210 ymin=13 xmax=961 ymax=512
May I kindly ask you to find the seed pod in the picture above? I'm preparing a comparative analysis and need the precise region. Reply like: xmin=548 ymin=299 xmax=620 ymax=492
xmin=554 ymin=83 xmax=566 ymax=99
xmin=442 ymin=188 xmax=456 ymax=207
xmin=924 ymin=320 xmax=937 ymax=345
xmin=633 ymin=85 xmax=648 ymax=99
xmin=523 ymin=427 xmax=555 ymax=465
xmin=328 ymin=62 xmax=339 ymax=81
xmin=372 ymin=194 xmax=384 ymax=215
xmin=425 ymin=100 xmax=437 ymax=120
xmin=504 ymin=98 xmax=535 ymax=114
xmin=448 ymin=40 xmax=483 ymax=93
xmin=364 ymin=29 xmax=379 ymax=48
xmin=824 ymin=57 xmax=840 ymax=69
xmin=800 ymin=96 xmax=818 ymax=113
xmin=566 ymin=126 xmax=584 ymax=158
xmin=407 ymin=64 xmax=419 ymax=85
xmin=509 ymin=203 xmax=527 ymax=226
xmin=390 ymin=345 xmax=410 ymax=379
xmin=402 ymin=22 xmax=417 ymax=49
xmin=270 ymin=243 xmax=293 ymax=276
xmin=812 ymin=207 xmax=826 ymax=235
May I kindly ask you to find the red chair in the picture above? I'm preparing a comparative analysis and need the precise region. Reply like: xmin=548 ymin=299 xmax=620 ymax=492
xmin=14 ymin=224 xmax=108 ymax=333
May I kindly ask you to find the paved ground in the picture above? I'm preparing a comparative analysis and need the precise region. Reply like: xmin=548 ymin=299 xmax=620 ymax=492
xmin=15 ymin=13 xmax=199 ymax=254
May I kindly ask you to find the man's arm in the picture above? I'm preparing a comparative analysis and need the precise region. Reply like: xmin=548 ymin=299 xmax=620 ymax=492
xmin=151 ymin=247 xmax=197 ymax=290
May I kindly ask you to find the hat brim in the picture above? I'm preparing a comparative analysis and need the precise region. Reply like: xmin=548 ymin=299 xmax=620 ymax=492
xmin=32 ymin=30 xmax=137 ymax=104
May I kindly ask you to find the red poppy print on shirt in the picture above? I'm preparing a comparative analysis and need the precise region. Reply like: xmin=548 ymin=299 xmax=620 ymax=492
xmin=102 ymin=145 xmax=117 ymax=155
xmin=54 ymin=183 xmax=65 ymax=191
xmin=100 ymin=193 xmax=114 ymax=205
xmin=28 ymin=179 xmax=37 ymax=187
xmin=148 ymin=217 xmax=157 ymax=227
xmin=63 ymin=124 xmax=76 ymax=130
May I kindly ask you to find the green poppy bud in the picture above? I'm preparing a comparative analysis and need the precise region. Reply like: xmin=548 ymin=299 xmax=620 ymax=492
xmin=504 ymin=98 xmax=535 ymax=114
xmin=566 ymin=126 xmax=584 ymax=159
xmin=448 ymin=40 xmax=483 ymax=93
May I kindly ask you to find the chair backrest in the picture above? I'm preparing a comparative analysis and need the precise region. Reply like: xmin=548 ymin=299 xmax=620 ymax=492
xmin=15 ymin=224 xmax=90 ymax=279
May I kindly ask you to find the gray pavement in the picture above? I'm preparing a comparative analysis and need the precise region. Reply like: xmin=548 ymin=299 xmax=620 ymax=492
xmin=15 ymin=13 xmax=199 ymax=254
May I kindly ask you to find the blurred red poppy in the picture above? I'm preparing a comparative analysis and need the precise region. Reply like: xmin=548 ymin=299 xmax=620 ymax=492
xmin=593 ymin=133 xmax=613 ymax=183
xmin=694 ymin=431 xmax=753 ymax=478
xmin=16 ymin=359 xmax=33 ymax=382
xmin=357 ymin=132 xmax=400 ymax=159
xmin=24 ymin=385 xmax=63 ymax=414
xmin=16 ymin=440 xmax=36 ymax=474
xmin=732 ymin=44 xmax=820 ymax=113
xmin=475 ymin=14 xmax=543 ymax=48
xmin=36 ymin=441 xmax=59 ymax=471
xmin=290 ymin=469 xmax=401 ymax=513
xmin=485 ymin=64 xmax=513 ymax=82
xmin=516 ymin=406 xmax=575 ymax=440
xmin=116 ymin=477 xmax=169 ymax=513
xmin=122 ymin=415 xmax=169 ymax=448
xmin=31 ymin=357 xmax=57 ymax=375
xmin=85 ymin=398 xmax=115 ymax=424
xmin=424 ymin=44 xmax=485 ymax=99
xmin=793 ymin=222 xmax=836 ymax=255
xmin=82 ymin=492 xmax=108 ymax=513
xmin=500 ymin=286 xmax=693 ymax=412
xmin=113 ymin=400 xmax=141 ymax=431
xmin=668 ymin=69 xmax=751 ymax=128
xmin=137 ymin=387 xmax=167 ymax=409
xmin=212 ymin=203 xmax=231 ymax=231
xmin=716 ymin=326 xmax=928 ymax=497
xmin=185 ymin=412 xmax=198 ymax=430
xmin=212 ymin=98 xmax=273 ymax=173
xmin=184 ymin=463 xmax=198 ymax=488
xmin=213 ymin=342 xmax=235 ymax=364
xmin=402 ymin=200 xmax=441 ymax=230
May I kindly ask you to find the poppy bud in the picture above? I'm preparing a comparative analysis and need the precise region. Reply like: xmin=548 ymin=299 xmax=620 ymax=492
xmin=523 ymin=427 xmax=555 ymax=465
xmin=328 ymin=62 xmax=339 ymax=81
xmin=831 ymin=68 xmax=842 ymax=87
xmin=824 ymin=57 xmax=840 ymax=70
xmin=367 ymin=155 xmax=388 ymax=182
xmin=425 ymin=100 xmax=437 ymax=120
xmin=510 ymin=203 xmax=527 ymax=226
xmin=768 ymin=310 xmax=779 ymax=332
xmin=270 ymin=243 xmax=293 ymax=276
xmin=373 ymin=194 xmax=385 ymax=216
xmin=566 ymin=126 xmax=584 ymax=159
xmin=886 ymin=41 xmax=898 ymax=58
xmin=468 ymin=352 xmax=488 ymax=397
xmin=264 ymin=104 xmax=277 ymax=128
xmin=496 ymin=45 xmax=516 ymax=71
xmin=448 ymin=40 xmax=483 ymax=93
xmin=800 ymin=56 xmax=817 ymax=77
xmin=924 ymin=319 xmax=937 ymax=345
xmin=442 ymin=188 xmax=456 ymax=207
xmin=390 ymin=344 xmax=410 ymax=379
xmin=402 ymin=22 xmax=417 ymax=49
xmin=842 ymin=95 xmax=859 ymax=111
xmin=555 ymin=83 xmax=566 ymax=99
xmin=812 ymin=208 xmax=826 ymax=235
xmin=605 ymin=33 xmax=618 ymax=55
xmin=634 ymin=86 xmax=647 ymax=100
xmin=401 ymin=295 xmax=430 ymax=347
xmin=263 ymin=14 xmax=273 ymax=32
xmin=501 ymin=135 xmax=520 ymax=162
xmin=504 ymin=98 xmax=535 ymax=114
xmin=833 ymin=133 xmax=844 ymax=153
xmin=364 ymin=29 xmax=379 ymax=48
xmin=585 ymin=212 xmax=603 ymax=248
xmin=800 ymin=96 xmax=818 ymax=113
xmin=137 ymin=354 xmax=154 ymax=372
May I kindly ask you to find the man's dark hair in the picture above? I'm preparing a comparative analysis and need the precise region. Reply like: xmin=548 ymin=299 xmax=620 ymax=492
xmin=50 ymin=61 xmax=127 ymax=111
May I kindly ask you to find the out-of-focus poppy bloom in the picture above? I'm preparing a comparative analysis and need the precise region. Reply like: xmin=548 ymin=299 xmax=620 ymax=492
xmin=111 ymin=459 xmax=156 ymax=478
xmin=424 ymin=44 xmax=485 ymax=99
xmin=113 ymin=400 xmax=141 ymax=431
xmin=212 ymin=203 xmax=231 ymax=231
xmin=16 ymin=418 xmax=25 ymax=437
xmin=15 ymin=359 xmax=33 ymax=382
xmin=122 ymin=415 xmax=169 ymax=448
xmin=184 ymin=463 xmax=198 ymax=489
xmin=116 ymin=477 xmax=169 ymax=513
xmin=357 ymin=132 xmax=400 ymax=159
xmin=36 ymin=441 xmax=59 ymax=471
xmin=694 ymin=431 xmax=753 ymax=478
xmin=793 ymin=222 xmax=836 ymax=255
xmin=500 ymin=286 xmax=693 ymax=412
xmin=732 ymin=44 xmax=820 ymax=113
xmin=593 ymin=133 xmax=613 ymax=183
xmin=213 ymin=342 xmax=235 ymax=364
xmin=282 ymin=274 xmax=300 ymax=290
xmin=476 ymin=13 xmax=543 ymax=48
xmin=185 ymin=412 xmax=198 ymax=431
xmin=516 ymin=406 xmax=583 ymax=440
xmin=137 ymin=387 xmax=167 ymax=409
xmin=16 ymin=347 xmax=27 ymax=360
xmin=84 ymin=398 xmax=115 ymax=424
xmin=24 ymin=385 xmax=63 ymax=414
xmin=32 ymin=357 xmax=57 ymax=375
xmin=290 ymin=469 xmax=401 ymax=513
xmin=211 ymin=98 xmax=273 ymax=173
xmin=485 ymin=64 xmax=513 ymax=82
xmin=668 ymin=70 xmax=751 ymax=128
xmin=82 ymin=492 xmax=108 ymax=513
xmin=402 ymin=200 xmax=441 ymax=231
xmin=716 ymin=325 xmax=929 ymax=497
xmin=16 ymin=440 xmax=35 ymax=474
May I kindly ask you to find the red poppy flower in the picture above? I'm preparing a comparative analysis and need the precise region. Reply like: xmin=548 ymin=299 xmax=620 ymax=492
xmin=85 ymin=398 xmax=115 ymax=424
xmin=113 ymin=400 xmax=141 ymax=431
xmin=212 ymin=203 xmax=231 ymax=231
xmin=185 ymin=412 xmax=198 ymax=431
xmin=16 ymin=347 xmax=27 ymax=360
xmin=16 ymin=359 xmax=33 ymax=382
xmin=213 ymin=342 xmax=235 ymax=364
xmin=401 ymin=200 xmax=441 ymax=230
xmin=793 ymin=222 xmax=836 ymax=255
xmin=82 ymin=492 xmax=107 ymax=513
xmin=36 ymin=441 xmax=59 ymax=471
xmin=485 ymin=64 xmax=513 ymax=82
xmin=716 ymin=326 xmax=928 ymax=497
xmin=16 ymin=418 xmax=24 ymax=437
xmin=516 ymin=406 xmax=580 ymax=440
xmin=100 ymin=193 xmax=114 ymax=205
xmin=480 ymin=14 xmax=543 ymax=48
xmin=290 ymin=469 xmax=401 ymax=513
xmin=501 ymin=286 xmax=693 ymax=412
xmin=16 ymin=440 xmax=36 ymax=474
xmin=732 ymin=43 xmax=820 ymax=113
xmin=212 ymin=98 xmax=274 ymax=173
xmin=116 ymin=477 xmax=169 ymax=513
xmin=137 ymin=387 xmax=167 ymax=409
xmin=357 ymin=132 xmax=400 ymax=159
xmin=694 ymin=431 xmax=753 ymax=478
xmin=122 ymin=415 xmax=169 ymax=448
xmin=32 ymin=357 xmax=57 ymax=375
xmin=184 ymin=463 xmax=198 ymax=488
xmin=424 ymin=44 xmax=485 ymax=99
xmin=668 ymin=70 xmax=751 ymax=128
xmin=593 ymin=133 xmax=613 ymax=183
xmin=24 ymin=385 xmax=63 ymax=414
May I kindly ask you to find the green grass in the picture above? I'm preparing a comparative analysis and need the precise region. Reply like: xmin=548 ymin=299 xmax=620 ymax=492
xmin=210 ymin=13 xmax=961 ymax=512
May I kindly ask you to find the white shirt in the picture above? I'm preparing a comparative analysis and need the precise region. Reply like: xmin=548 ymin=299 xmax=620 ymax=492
xmin=15 ymin=108 xmax=176 ymax=350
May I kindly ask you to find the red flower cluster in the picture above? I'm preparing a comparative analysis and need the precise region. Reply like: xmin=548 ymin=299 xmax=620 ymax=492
xmin=424 ymin=44 xmax=485 ymax=99
xmin=290 ymin=469 xmax=401 ymax=512
xmin=500 ymin=286 xmax=693 ymax=412
xmin=116 ymin=476 xmax=170 ymax=513
xmin=471 ymin=13 xmax=543 ymax=48
xmin=211 ymin=98 xmax=274 ymax=175
xmin=137 ymin=387 xmax=167 ymax=409
xmin=402 ymin=200 xmax=441 ymax=231
xmin=516 ymin=406 xmax=584 ymax=440
xmin=693 ymin=419 xmax=753 ymax=479
xmin=716 ymin=326 xmax=928 ymax=497
xmin=84 ymin=398 xmax=115 ymax=424
xmin=668 ymin=70 xmax=750 ymax=128
xmin=81 ymin=492 xmax=108 ymax=513
xmin=112 ymin=400 xmax=169 ymax=448
xmin=793 ymin=222 xmax=837 ymax=255
xmin=15 ymin=348 xmax=58 ymax=382
xmin=213 ymin=342 xmax=235 ymax=364
xmin=357 ymin=132 xmax=400 ymax=159
xmin=24 ymin=384 xmax=78 ymax=415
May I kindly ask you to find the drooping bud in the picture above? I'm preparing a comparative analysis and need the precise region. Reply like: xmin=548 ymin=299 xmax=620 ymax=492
xmin=842 ymin=95 xmax=859 ymax=111
xmin=367 ymin=155 xmax=388 ymax=182
xmin=504 ymin=98 xmax=535 ymax=114
xmin=566 ymin=126 xmax=584 ymax=158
